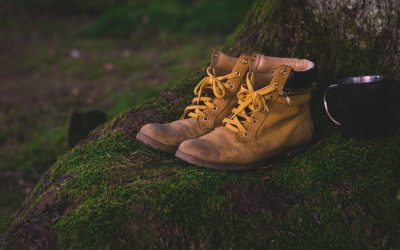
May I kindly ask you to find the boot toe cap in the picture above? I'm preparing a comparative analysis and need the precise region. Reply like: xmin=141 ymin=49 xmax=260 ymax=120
xmin=139 ymin=123 xmax=182 ymax=147
xmin=139 ymin=123 xmax=169 ymax=143
xmin=139 ymin=124 xmax=159 ymax=140
xmin=178 ymin=139 xmax=216 ymax=162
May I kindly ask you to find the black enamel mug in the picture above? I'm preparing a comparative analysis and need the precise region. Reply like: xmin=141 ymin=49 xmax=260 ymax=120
xmin=323 ymin=75 xmax=387 ymax=137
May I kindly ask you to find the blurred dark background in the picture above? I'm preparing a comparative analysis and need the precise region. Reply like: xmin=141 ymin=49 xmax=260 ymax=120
xmin=0 ymin=0 xmax=254 ymax=229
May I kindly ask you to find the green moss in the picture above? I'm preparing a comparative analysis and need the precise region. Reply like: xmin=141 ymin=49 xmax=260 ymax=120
xmin=49 ymin=132 xmax=250 ymax=248
xmin=15 ymin=129 xmax=393 ymax=249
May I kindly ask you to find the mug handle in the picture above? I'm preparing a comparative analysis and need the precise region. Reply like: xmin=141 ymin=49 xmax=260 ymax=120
xmin=323 ymin=84 xmax=341 ymax=126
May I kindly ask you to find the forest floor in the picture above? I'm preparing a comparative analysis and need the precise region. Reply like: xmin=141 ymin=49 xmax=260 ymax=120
xmin=0 ymin=0 xmax=252 ymax=230
xmin=1 ymin=1 xmax=398 ymax=248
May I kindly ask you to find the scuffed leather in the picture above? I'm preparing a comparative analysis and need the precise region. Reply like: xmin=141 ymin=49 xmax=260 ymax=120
xmin=140 ymin=118 xmax=205 ymax=147
xmin=178 ymin=65 xmax=314 ymax=165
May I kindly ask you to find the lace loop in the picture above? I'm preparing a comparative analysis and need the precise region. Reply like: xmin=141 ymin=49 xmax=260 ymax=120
xmin=223 ymin=72 xmax=288 ymax=134
xmin=182 ymin=67 xmax=239 ymax=119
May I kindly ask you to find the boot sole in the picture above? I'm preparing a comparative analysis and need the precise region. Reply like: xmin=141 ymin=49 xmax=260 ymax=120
xmin=136 ymin=132 xmax=177 ymax=153
xmin=175 ymin=141 xmax=312 ymax=171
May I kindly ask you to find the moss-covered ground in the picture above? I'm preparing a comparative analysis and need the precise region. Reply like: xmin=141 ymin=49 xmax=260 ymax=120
xmin=17 ymin=122 xmax=400 ymax=248
xmin=1 ymin=0 xmax=399 ymax=248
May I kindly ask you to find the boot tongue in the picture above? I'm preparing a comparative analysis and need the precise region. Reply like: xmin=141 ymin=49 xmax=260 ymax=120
xmin=250 ymin=54 xmax=315 ymax=90
xmin=209 ymin=50 xmax=238 ymax=76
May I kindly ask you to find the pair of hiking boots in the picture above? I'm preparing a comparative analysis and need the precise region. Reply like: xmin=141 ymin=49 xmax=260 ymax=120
xmin=137 ymin=51 xmax=316 ymax=170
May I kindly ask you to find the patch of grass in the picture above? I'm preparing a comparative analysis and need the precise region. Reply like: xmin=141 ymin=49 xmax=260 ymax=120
xmin=1 ymin=0 xmax=128 ymax=14
xmin=0 ymin=127 xmax=67 ymax=173
xmin=83 ymin=0 xmax=254 ymax=37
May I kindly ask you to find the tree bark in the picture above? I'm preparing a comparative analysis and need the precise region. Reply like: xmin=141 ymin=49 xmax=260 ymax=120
xmin=1 ymin=0 xmax=399 ymax=249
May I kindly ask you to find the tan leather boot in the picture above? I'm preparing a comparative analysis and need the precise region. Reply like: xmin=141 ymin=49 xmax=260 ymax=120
xmin=176 ymin=56 xmax=316 ymax=169
xmin=136 ymin=51 xmax=252 ymax=152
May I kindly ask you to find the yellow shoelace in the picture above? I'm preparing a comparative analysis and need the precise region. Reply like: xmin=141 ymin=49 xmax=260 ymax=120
xmin=223 ymin=73 xmax=291 ymax=135
xmin=183 ymin=67 xmax=239 ymax=119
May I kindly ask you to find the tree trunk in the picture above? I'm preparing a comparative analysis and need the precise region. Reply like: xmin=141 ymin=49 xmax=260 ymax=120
xmin=1 ymin=0 xmax=399 ymax=249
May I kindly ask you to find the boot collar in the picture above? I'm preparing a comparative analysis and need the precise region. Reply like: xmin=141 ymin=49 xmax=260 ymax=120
xmin=250 ymin=53 xmax=316 ymax=91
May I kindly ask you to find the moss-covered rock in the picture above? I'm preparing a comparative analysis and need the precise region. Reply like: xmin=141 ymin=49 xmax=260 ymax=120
xmin=1 ymin=0 xmax=399 ymax=249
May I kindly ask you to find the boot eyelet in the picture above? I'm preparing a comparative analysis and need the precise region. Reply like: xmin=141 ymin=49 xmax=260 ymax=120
xmin=243 ymin=132 xmax=248 ymax=137
xmin=280 ymin=69 xmax=287 ymax=75
xmin=269 ymin=95 xmax=273 ymax=100
xmin=203 ymin=116 xmax=208 ymax=121
xmin=271 ymin=70 xmax=276 ymax=74
xmin=214 ymin=53 xmax=218 ymax=57
xmin=212 ymin=106 xmax=218 ymax=111
xmin=252 ymin=119 xmax=257 ymax=124
xmin=235 ymin=70 xmax=241 ymax=76
xmin=230 ymin=84 xmax=235 ymax=89
xmin=274 ymin=82 xmax=279 ymax=89
xmin=241 ymin=58 xmax=248 ymax=64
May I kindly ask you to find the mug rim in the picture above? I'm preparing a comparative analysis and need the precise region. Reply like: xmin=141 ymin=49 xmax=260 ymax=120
xmin=337 ymin=75 xmax=384 ymax=85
